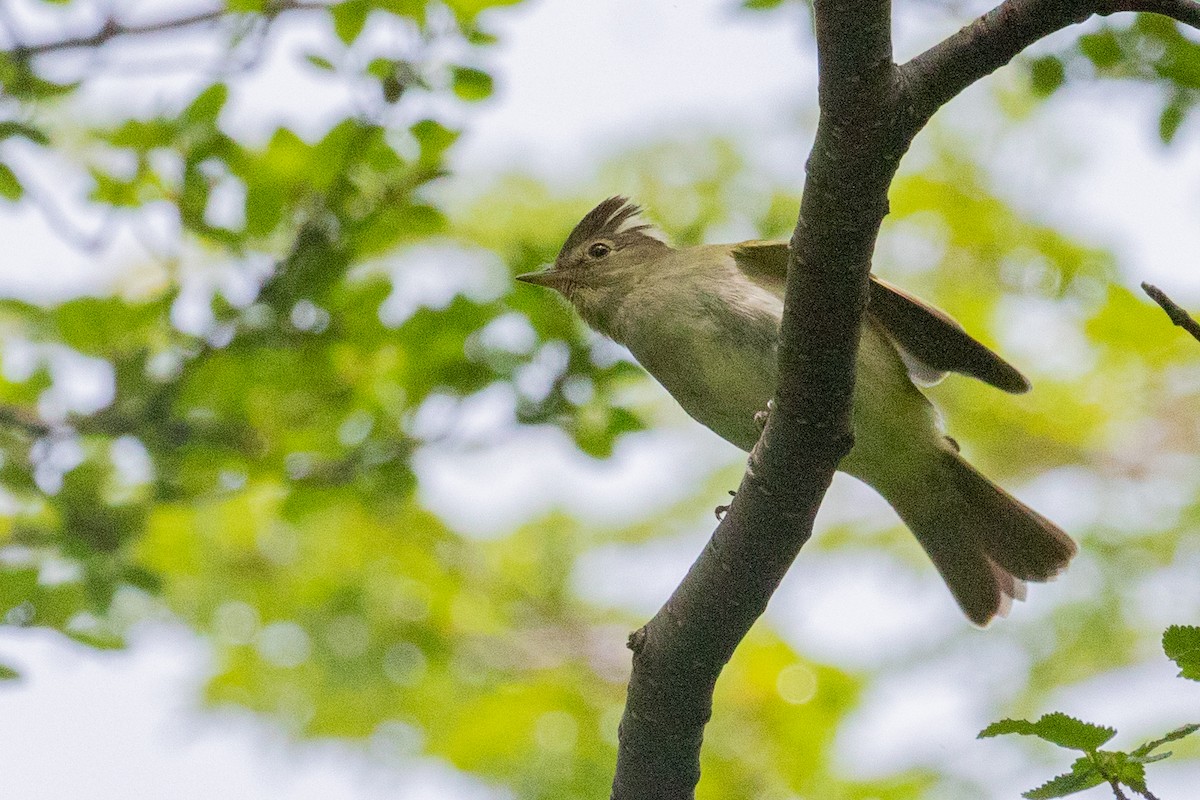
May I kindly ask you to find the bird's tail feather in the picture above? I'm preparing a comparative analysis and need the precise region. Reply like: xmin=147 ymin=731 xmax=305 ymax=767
xmin=884 ymin=448 xmax=1076 ymax=626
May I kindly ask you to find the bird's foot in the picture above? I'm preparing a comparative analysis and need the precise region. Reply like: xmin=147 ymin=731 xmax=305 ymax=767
xmin=714 ymin=490 xmax=737 ymax=520
xmin=754 ymin=398 xmax=776 ymax=432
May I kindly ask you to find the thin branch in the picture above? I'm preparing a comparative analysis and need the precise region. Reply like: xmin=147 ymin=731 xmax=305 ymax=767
xmin=8 ymin=1 xmax=330 ymax=57
xmin=1141 ymin=282 xmax=1200 ymax=343
xmin=610 ymin=2 xmax=897 ymax=798
xmin=0 ymin=406 xmax=51 ymax=438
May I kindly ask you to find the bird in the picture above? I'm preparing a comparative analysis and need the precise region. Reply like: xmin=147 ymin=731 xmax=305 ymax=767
xmin=517 ymin=196 xmax=1076 ymax=626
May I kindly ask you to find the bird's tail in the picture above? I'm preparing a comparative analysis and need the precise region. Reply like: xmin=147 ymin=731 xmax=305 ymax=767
xmin=882 ymin=447 xmax=1076 ymax=626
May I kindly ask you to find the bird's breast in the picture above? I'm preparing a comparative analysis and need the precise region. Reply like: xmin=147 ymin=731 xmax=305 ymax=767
xmin=618 ymin=286 xmax=781 ymax=451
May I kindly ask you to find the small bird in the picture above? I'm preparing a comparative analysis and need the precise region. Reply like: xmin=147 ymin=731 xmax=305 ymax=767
xmin=517 ymin=197 xmax=1076 ymax=626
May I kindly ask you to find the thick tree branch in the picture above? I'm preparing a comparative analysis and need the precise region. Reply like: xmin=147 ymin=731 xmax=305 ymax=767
xmin=1142 ymin=282 xmax=1200 ymax=343
xmin=898 ymin=0 xmax=1200 ymax=136
xmin=610 ymin=3 xmax=898 ymax=798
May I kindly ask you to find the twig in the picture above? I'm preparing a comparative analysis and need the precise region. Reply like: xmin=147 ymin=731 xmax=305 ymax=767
xmin=0 ymin=406 xmax=51 ymax=438
xmin=9 ymin=1 xmax=330 ymax=57
xmin=1141 ymin=282 xmax=1200 ymax=343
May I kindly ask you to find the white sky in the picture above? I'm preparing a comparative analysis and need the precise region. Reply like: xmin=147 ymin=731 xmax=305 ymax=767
xmin=2 ymin=1 xmax=1200 ymax=798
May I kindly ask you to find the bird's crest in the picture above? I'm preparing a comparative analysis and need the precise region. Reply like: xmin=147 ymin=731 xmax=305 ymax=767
xmin=558 ymin=196 xmax=667 ymax=261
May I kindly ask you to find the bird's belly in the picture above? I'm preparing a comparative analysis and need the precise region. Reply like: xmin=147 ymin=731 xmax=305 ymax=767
xmin=627 ymin=320 xmax=942 ymax=490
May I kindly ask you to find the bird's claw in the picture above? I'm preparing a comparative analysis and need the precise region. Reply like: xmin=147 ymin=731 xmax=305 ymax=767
xmin=714 ymin=490 xmax=736 ymax=520
xmin=754 ymin=398 xmax=776 ymax=432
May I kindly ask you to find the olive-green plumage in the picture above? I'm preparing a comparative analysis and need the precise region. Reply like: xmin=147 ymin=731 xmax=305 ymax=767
xmin=518 ymin=197 xmax=1075 ymax=625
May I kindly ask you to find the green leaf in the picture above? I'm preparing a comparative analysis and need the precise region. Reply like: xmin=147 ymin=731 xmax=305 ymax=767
xmin=979 ymin=713 xmax=1117 ymax=751
xmin=0 ymin=664 xmax=18 ymax=681
xmin=0 ymin=162 xmax=23 ymax=201
xmin=465 ymin=28 xmax=499 ymax=46
xmin=1159 ymin=97 xmax=1187 ymax=144
xmin=1029 ymin=56 xmax=1066 ymax=98
xmin=443 ymin=0 xmax=522 ymax=24
xmin=742 ymin=0 xmax=788 ymax=9
xmin=377 ymin=0 xmax=426 ymax=23
xmin=105 ymin=118 xmax=179 ymax=149
xmin=64 ymin=629 xmax=126 ymax=650
xmin=332 ymin=0 xmax=370 ymax=44
xmin=306 ymin=54 xmax=336 ymax=71
xmin=1023 ymin=757 xmax=1104 ymax=799
xmin=451 ymin=66 xmax=494 ymax=102
xmin=0 ymin=567 xmax=39 ymax=614
xmin=0 ymin=60 xmax=80 ymax=100
xmin=182 ymin=83 xmax=229 ymax=125
xmin=0 ymin=121 xmax=49 ymax=145
xmin=1163 ymin=625 xmax=1200 ymax=680
xmin=411 ymin=119 xmax=459 ymax=166
xmin=89 ymin=168 xmax=140 ymax=207
xmin=1078 ymin=30 xmax=1124 ymax=69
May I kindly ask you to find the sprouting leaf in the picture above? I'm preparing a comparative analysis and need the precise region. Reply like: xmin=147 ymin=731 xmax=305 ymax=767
xmin=1131 ymin=723 xmax=1200 ymax=760
xmin=1163 ymin=625 xmax=1200 ymax=680
xmin=979 ymin=713 xmax=1117 ymax=752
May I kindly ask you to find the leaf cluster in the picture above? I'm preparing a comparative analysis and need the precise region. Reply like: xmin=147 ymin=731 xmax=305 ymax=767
xmin=980 ymin=627 xmax=1200 ymax=799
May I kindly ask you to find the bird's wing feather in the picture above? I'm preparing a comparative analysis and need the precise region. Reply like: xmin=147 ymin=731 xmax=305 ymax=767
xmin=730 ymin=241 xmax=1031 ymax=394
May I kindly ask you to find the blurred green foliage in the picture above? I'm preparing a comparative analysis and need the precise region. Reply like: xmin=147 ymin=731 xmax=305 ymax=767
xmin=0 ymin=2 xmax=1198 ymax=799
xmin=1025 ymin=14 xmax=1200 ymax=143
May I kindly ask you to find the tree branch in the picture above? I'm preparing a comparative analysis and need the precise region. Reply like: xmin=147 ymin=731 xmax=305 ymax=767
xmin=610 ymin=2 xmax=898 ymax=798
xmin=899 ymin=0 xmax=1094 ymax=133
xmin=1142 ymin=282 xmax=1200 ymax=343
xmin=1099 ymin=0 xmax=1200 ymax=28
xmin=6 ymin=1 xmax=329 ymax=57
xmin=898 ymin=0 xmax=1200 ymax=137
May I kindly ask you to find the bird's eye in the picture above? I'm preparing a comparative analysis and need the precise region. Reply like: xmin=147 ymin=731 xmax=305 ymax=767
xmin=587 ymin=242 xmax=611 ymax=259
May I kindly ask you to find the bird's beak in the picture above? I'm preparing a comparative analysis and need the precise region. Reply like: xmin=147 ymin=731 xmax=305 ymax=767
xmin=515 ymin=266 xmax=563 ymax=289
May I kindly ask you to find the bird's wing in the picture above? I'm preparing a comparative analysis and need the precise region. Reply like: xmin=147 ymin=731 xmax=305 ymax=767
xmin=730 ymin=240 xmax=1031 ymax=394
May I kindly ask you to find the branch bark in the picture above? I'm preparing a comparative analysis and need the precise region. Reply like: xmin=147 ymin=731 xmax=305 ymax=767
xmin=899 ymin=0 xmax=1200 ymax=137
xmin=611 ymin=2 xmax=899 ymax=797
xmin=605 ymin=0 xmax=1200 ymax=796
xmin=1142 ymin=282 xmax=1200 ymax=343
